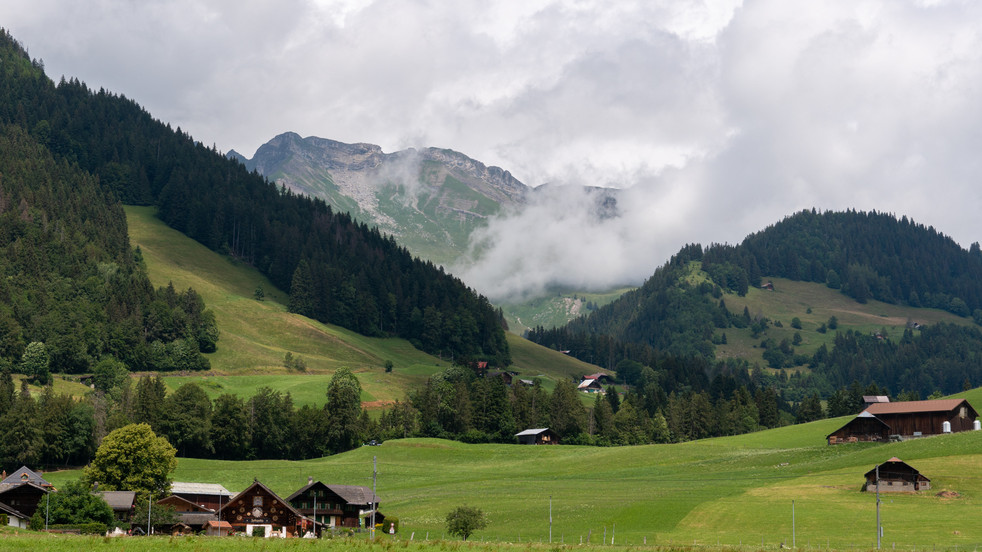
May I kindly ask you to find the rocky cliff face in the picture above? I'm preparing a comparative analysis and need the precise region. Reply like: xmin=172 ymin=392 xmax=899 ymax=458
xmin=234 ymin=132 xmax=530 ymax=264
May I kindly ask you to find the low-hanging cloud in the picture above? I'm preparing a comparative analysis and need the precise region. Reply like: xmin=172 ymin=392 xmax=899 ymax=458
xmin=5 ymin=1 xmax=982 ymax=302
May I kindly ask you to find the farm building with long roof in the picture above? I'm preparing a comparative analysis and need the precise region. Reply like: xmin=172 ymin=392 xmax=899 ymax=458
xmin=827 ymin=398 xmax=979 ymax=445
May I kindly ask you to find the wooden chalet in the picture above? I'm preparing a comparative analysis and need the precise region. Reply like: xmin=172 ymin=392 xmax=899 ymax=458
xmin=827 ymin=399 xmax=979 ymax=444
xmin=217 ymin=480 xmax=309 ymax=538
xmin=170 ymin=481 xmax=234 ymax=512
xmin=287 ymin=479 xmax=380 ymax=531
xmin=487 ymin=371 xmax=513 ymax=386
xmin=515 ymin=428 xmax=559 ymax=445
xmin=0 ymin=466 xmax=53 ymax=518
xmin=583 ymin=373 xmax=613 ymax=385
xmin=864 ymin=457 xmax=930 ymax=492
xmin=157 ymin=494 xmax=218 ymax=534
xmin=577 ymin=378 xmax=604 ymax=393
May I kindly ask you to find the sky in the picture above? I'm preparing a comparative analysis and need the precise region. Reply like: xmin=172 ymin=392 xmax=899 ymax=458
xmin=5 ymin=1 xmax=982 ymax=300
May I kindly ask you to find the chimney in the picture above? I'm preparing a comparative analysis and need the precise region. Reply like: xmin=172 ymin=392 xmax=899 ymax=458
xmin=308 ymin=476 xmax=313 ymax=485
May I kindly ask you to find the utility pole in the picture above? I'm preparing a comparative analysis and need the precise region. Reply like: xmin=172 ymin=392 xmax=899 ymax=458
xmin=148 ymin=492 xmax=152 ymax=536
xmin=370 ymin=455 xmax=377 ymax=539
xmin=792 ymin=500 xmax=796 ymax=549
xmin=45 ymin=493 xmax=49 ymax=531
xmin=549 ymin=495 xmax=553 ymax=544
xmin=876 ymin=463 xmax=881 ymax=549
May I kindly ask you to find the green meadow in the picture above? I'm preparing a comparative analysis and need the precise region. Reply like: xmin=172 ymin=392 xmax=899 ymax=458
xmin=42 ymin=401 xmax=982 ymax=550
xmin=125 ymin=206 xmax=600 ymax=408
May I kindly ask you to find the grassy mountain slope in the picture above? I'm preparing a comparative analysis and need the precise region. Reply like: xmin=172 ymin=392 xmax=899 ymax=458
xmin=45 ymin=397 xmax=982 ymax=547
xmin=125 ymin=206 xmax=599 ymax=406
xmin=714 ymin=275 xmax=969 ymax=368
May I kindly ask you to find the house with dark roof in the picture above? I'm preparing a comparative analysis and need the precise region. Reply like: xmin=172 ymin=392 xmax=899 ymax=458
xmin=217 ymin=480 xmax=309 ymax=538
xmin=95 ymin=490 xmax=137 ymax=523
xmin=827 ymin=399 xmax=979 ymax=444
xmin=583 ymin=373 xmax=613 ymax=385
xmin=864 ymin=457 xmax=930 ymax=492
xmin=515 ymin=428 xmax=559 ymax=445
xmin=0 ymin=466 xmax=53 ymax=518
xmin=287 ymin=479 xmax=380 ymax=531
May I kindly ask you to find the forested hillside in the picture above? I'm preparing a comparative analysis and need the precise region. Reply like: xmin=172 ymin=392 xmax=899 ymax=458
xmin=0 ymin=29 xmax=508 ymax=366
xmin=529 ymin=210 xmax=982 ymax=418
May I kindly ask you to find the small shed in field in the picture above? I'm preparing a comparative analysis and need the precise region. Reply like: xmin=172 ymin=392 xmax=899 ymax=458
xmin=864 ymin=457 xmax=930 ymax=492
xmin=515 ymin=428 xmax=559 ymax=445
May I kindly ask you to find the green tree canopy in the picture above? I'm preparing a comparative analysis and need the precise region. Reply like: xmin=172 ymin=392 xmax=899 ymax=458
xmin=84 ymin=423 xmax=177 ymax=496
xmin=35 ymin=479 xmax=114 ymax=527
xmin=325 ymin=367 xmax=363 ymax=453
xmin=445 ymin=505 xmax=487 ymax=541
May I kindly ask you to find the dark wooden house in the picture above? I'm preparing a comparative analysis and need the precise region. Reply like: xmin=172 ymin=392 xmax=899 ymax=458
xmin=584 ymin=373 xmax=613 ymax=385
xmin=217 ymin=480 xmax=307 ymax=538
xmin=488 ymin=371 xmax=513 ymax=386
xmin=827 ymin=399 xmax=979 ymax=444
xmin=287 ymin=480 xmax=380 ymax=530
xmin=515 ymin=428 xmax=560 ymax=445
xmin=157 ymin=494 xmax=217 ymax=534
xmin=0 ymin=466 xmax=53 ymax=518
xmin=577 ymin=379 xmax=604 ymax=393
xmin=864 ymin=457 xmax=930 ymax=492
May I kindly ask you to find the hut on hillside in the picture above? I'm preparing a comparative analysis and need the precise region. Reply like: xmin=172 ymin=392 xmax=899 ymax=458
xmin=864 ymin=458 xmax=930 ymax=492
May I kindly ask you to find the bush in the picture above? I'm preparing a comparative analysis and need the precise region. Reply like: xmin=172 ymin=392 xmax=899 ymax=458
xmin=382 ymin=516 xmax=399 ymax=534
xmin=252 ymin=526 xmax=266 ymax=537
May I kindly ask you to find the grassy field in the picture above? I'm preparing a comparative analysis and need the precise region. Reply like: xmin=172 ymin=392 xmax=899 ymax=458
xmin=126 ymin=206 xmax=602 ymax=408
xmin=714 ymin=276 xmax=970 ymax=370
xmin=42 ymin=396 xmax=982 ymax=550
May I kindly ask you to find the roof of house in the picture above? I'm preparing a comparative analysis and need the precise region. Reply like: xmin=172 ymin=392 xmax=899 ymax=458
xmin=157 ymin=494 xmax=215 ymax=512
xmin=0 ymin=481 xmax=51 ymax=497
xmin=1 ymin=466 xmax=51 ymax=487
xmin=577 ymin=379 xmax=601 ymax=389
xmin=208 ymin=520 xmax=233 ymax=529
xmin=515 ymin=428 xmax=553 ymax=437
xmin=0 ymin=500 xmax=28 ymax=520
xmin=96 ymin=491 xmax=137 ymax=510
xmin=179 ymin=512 xmax=219 ymax=526
xmin=326 ymin=484 xmax=378 ymax=506
xmin=864 ymin=399 xmax=972 ymax=415
xmin=584 ymin=373 xmax=609 ymax=380
xmin=863 ymin=395 xmax=890 ymax=403
xmin=170 ymin=482 xmax=234 ymax=497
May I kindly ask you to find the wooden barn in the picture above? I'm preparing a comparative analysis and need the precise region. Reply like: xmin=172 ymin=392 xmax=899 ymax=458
xmin=217 ymin=480 xmax=307 ymax=538
xmin=827 ymin=398 xmax=979 ymax=444
xmin=577 ymin=379 xmax=604 ymax=393
xmin=515 ymin=428 xmax=560 ymax=445
xmin=864 ymin=457 xmax=930 ymax=492
xmin=157 ymin=494 xmax=218 ymax=534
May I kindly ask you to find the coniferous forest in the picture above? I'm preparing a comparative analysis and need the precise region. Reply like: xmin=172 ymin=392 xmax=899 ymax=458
xmin=0 ymin=29 xmax=509 ymax=367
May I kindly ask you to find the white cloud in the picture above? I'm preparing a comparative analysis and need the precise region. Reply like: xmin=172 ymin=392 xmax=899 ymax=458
xmin=3 ymin=0 xmax=982 ymax=301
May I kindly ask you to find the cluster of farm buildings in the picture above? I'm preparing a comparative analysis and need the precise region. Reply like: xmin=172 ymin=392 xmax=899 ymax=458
xmin=0 ymin=469 xmax=384 ymax=538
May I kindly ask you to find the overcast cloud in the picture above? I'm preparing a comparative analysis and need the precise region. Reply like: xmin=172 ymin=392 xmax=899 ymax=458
xmin=4 ymin=1 xmax=982 ymax=300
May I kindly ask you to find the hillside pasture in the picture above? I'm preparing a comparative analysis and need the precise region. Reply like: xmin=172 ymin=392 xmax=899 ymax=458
xmin=715 ymin=276 xmax=971 ymax=369
xmin=42 ymin=413 xmax=982 ymax=550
